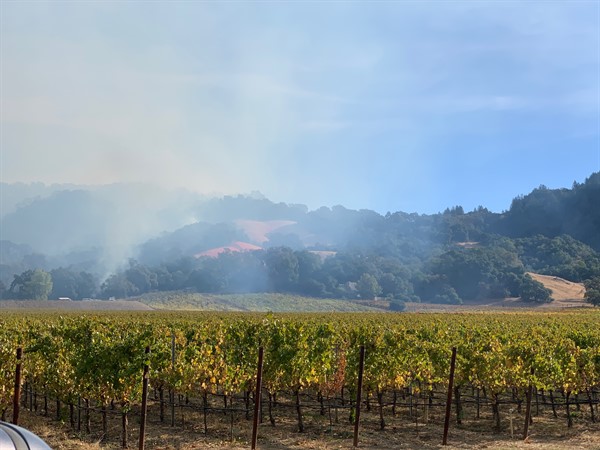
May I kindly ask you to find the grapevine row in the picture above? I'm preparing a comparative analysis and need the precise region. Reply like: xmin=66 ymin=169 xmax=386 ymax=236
xmin=0 ymin=311 xmax=599 ymax=444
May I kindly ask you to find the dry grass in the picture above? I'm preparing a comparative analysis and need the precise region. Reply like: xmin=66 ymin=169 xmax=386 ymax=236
xmin=194 ymin=242 xmax=263 ymax=258
xmin=527 ymin=273 xmax=587 ymax=306
xmin=234 ymin=220 xmax=297 ymax=244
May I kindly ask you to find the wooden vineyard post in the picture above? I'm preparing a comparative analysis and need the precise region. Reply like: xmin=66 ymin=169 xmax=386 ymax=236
xmin=171 ymin=333 xmax=176 ymax=427
xmin=122 ymin=410 xmax=128 ymax=449
xmin=353 ymin=345 xmax=365 ymax=448
xmin=139 ymin=346 xmax=150 ymax=450
xmin=77 ymin=397 xmax=81 ymax=431
xmin=523 ymin=368 xmax=534 ymax=440
xmin=13 ymin=347 xmax=22 ymax=425
xmin=251 ymin=347 xmax=264 ymax=450
xmin=442 ymin=347 xmax=457 ymax=446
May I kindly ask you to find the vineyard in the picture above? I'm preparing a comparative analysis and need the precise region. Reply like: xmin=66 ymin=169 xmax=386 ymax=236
xmin=0 ymin=310 xmax=599 ymax=448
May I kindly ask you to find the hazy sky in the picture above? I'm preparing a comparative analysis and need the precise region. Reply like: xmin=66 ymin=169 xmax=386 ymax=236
xmin=1 ymin=1 xmax=599 ymax=214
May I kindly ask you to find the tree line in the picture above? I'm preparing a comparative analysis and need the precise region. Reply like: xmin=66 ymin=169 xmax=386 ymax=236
xmin=6 ymin=240 xmax=599 ymax=305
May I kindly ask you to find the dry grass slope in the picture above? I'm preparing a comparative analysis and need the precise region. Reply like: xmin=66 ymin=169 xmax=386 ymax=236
xmin=527 ymin=273 xmax=587 ymax=307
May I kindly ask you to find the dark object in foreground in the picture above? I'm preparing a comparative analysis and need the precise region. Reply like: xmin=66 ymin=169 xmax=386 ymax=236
xmin=0 ymin=421 xmax=52 ymax=450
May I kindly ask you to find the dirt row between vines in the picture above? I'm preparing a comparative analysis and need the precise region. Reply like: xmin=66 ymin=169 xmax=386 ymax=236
xmin=17 ymin=394 xmax=599 ymax=450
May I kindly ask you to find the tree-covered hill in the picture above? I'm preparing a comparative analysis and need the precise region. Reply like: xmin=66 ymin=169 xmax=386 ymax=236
xmin=1 ymin=172 xmax=598 ymax=306
xmin=498 ymin=172 xmax=600 ymax=250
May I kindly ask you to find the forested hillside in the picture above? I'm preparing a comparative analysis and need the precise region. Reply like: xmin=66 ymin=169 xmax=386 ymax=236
xmin=1 ymin=172 xmax=599 ymax=306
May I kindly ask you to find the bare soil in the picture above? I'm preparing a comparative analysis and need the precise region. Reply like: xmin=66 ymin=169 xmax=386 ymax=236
xmin=16 ymin=390 xmax=600 ymax=450
xmin=0 ymin=300 xmax=153 ymax=311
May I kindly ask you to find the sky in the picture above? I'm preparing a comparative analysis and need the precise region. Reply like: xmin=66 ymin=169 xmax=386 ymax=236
xmin=1 ymin=1 xmax=599 ymax=215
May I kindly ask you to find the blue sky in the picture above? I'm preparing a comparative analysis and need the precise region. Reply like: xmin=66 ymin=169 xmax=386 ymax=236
xmin=1 ymin=1 xmax=599 ymax=214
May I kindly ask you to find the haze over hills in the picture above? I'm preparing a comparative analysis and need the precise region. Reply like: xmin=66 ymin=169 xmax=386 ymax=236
xmin=3 ymin=0 xmax=600 ymax=309
xmin=0 ymin=172 xmax=599 ymax=306
xmin=3 ymin=2 xmax=599 ymax=218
